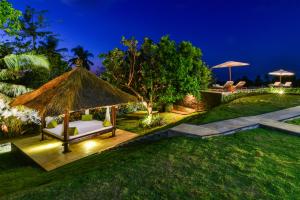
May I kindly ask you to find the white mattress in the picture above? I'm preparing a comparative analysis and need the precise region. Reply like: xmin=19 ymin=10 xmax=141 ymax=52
xmin=43 ymin=120 xmax=113 ymax=140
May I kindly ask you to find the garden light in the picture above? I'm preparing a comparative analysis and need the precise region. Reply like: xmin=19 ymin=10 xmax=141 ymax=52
xmin=278 ymin=90 xmax=284 ymax=95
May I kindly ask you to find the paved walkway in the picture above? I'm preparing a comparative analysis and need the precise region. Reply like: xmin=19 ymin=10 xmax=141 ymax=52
xmin=170 ymin=106 xmax=300 ymax=137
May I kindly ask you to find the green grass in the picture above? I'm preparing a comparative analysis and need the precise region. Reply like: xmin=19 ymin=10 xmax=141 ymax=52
xmin=285 ymin=117 xmax=300 ymax=125
xmin=2 ymin=93 xmax=300 ymax=199
xmin=1 ymin=128 xmax=300 ymax=199
xmin=117 ymin=111 xmax=202 ymax=135
xmin=189 ymin=94 xmax=300 ymax=124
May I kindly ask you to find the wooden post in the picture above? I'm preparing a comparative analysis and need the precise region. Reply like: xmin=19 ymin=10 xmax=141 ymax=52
xmin=40 ymin=112 xmax=46 ymax=141
xmin=111 ymin=106 xmax=117 ymax=137
xmin=63 ymin=110 xmax=71 ymax=153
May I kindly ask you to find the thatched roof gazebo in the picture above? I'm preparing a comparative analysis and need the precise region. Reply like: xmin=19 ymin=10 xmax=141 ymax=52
xmin=11 ymin=67 xmax=137 ymax=153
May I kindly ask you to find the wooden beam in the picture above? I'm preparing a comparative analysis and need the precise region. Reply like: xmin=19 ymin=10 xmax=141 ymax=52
xmin=40 ymin=112 xmax=46 ymax=141
xmin=111 ymin=106 xmax=117 ymax=137
xmin=63 ymin=109 xmax=71 ymax=153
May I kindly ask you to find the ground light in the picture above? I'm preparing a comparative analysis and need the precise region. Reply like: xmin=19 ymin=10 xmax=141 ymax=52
xmin=278 ymin=89 xmax=285 ymax=95
xmin=83 ymin=140 xmax=98 ymax=150
xmin=27 ymin=142 xmax=61 ymax=153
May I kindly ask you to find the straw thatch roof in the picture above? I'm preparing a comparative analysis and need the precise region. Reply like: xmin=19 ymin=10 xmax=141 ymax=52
xmin=10 ymin=67 xmax=137 ymax=116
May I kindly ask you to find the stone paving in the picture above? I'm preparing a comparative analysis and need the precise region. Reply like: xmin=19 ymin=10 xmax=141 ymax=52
xmin=170 ymin=106 xmax=300 ymax=137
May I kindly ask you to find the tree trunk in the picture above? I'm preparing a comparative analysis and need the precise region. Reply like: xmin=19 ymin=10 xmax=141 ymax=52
xmin=142 ymin=101 xmax=153 ymax=115
xmin=146 ymin=102 xmax=153 ymax=115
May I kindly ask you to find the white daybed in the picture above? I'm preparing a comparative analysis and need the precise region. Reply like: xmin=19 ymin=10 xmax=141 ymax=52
xmin=42 ymin=120 xmax=113 ymax=143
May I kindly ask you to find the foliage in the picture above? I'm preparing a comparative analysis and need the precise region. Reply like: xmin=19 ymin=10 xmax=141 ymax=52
xmin=18 ymin=67 xmax=50 ymax=88
xmin=139 ymin=113 xmax=166 ymax=128
xmin=164 ymin=103 xmax=173 ymax=112
xmin=0 ymin=53 xmax=49 ymax=81
xmin=0 ymin=116 xmax=23 ymax=137
xmin=17 ymin=6 xmax=52 ymax=50
xmin=101 ymin=36 xmax=211 ymax=115
xmin=0 ymin=82 xmax=32 ymax=97
xmin=220 ymin=88 xmax=269 ymax=103
xmin=69 ymin=45 xmax=94 ymax=70
xmin=1 ymin=129 xmax=300 ymax=199
xmin=117 ymin=102 xmax=146 ymax=115
xmin=0 ymin=93 xmax=40 ymax=138
xmin=37 ymin=35 xmax=70 ymax=78
xmin=0 ymin=0 xmax=22 ymax=35
xmin=3 ymin=53 xmax=49 ymax=70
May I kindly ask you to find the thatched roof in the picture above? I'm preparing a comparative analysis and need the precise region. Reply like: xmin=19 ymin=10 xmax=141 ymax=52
xmin=10 ymin=67 xmax=137 ymax=116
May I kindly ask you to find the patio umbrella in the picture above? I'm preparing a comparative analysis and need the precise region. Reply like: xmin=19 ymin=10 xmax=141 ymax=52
xmin=212 ymin=61 xmax=250 ymax=81
xmin=268 ymin=69 xmax=294 ymax=83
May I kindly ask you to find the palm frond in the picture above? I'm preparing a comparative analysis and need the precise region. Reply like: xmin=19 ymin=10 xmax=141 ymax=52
xmin=0 ymin=69 xmax=16 ymax=81
xmin=3 ymin=53 xmax=50 ymax=71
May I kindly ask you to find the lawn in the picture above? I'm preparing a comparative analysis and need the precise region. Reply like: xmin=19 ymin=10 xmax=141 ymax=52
xmin=286 ymin=117 xmax=300 ymax=125
xmin=117 ymin=94 xmax=300 ymax=134
xmin=189 ymin=94 xmax=300 ymax=124
xmin=117 ymin=111 xmax=202 ymax=135
xmin=1 ymin=128 xmax=299 ymax=199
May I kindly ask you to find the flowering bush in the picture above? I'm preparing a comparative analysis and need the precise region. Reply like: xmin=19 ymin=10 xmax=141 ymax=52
xmin=0 ymin=82 xmax=32 ymax=97
xmin=0 ymin=94 xmax=40 ymax=138
xmin=139 ymin=114 xmax=166 ymax=128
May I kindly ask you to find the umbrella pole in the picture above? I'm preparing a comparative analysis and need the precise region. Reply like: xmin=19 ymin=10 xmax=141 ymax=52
xmin=229 ymin=67 xmax=232 ymax=81
xmin=280 ymin=75 xmax=282 ymax=83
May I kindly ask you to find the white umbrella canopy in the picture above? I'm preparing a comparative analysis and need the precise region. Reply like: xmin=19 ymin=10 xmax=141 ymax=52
xmin=212 ymin=61 xmax=250 ymax=81
xmin=268 ymin=69 xmax=294 ymax=83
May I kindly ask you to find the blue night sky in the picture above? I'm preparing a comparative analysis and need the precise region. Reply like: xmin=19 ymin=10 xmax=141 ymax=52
xmin=10 ymin=0 xmax=300 ymax=81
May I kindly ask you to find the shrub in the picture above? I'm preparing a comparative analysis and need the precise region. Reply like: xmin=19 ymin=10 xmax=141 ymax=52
xmin=0 ymin=116 xmax=23 ymax=137
xmin=0 ymin=93 xmax=40 ymax=138
xmin=164 ymin=103 xmax=173 ymax=112
xmin=0 ymin=82 xmax=32 ymax=97
xmin=139 ymin=114 xmax=166 ymax=128
xmin=118 ymin=102 xmax=146 ymax=116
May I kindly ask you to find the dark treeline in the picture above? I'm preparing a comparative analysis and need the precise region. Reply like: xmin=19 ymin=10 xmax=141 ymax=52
xmin=0 ymin=4 xmax=93 ymax=88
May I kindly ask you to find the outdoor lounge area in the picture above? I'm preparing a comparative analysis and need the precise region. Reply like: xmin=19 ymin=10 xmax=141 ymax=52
xmin=9 ymin=67 xmax=138 ymax=166
xmin=12 ymin=129 xmax=137 ymax=171
xmin=1 ymin=1 xmax=300 ymax=199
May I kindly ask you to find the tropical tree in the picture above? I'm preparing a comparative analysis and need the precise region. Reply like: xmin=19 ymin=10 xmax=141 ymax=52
xmin=0 ymin=0 xmax=22 ymax=36
xmin=0 ymin=42 xmax=14 ymax=59
xmin=39 ymin=35 xmax=67 ymax=56
xmin=0 ymin=53 xmax=49 ymax=81
xmin=38 ymin=35 xmax=69 ymax=78
xmin=69 ymin=46 xmax=94 ymax=70
xmin=101 ymin=36 xmax=211 ymax=115
xmin=18 ymin=6 xmax=52 ymax=50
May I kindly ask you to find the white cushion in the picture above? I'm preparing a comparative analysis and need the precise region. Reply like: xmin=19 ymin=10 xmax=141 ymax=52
xmin=43 ymin=120 xmax=113 ymax=140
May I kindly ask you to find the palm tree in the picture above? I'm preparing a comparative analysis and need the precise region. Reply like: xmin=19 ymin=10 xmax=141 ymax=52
xmin=0 ymin=53 xmax=49 ymax=81
xmin=69 ymin=46 xmax=94 ymax=70
xmin=20 ymin=6 xmax=52 ymax=50
xmin=39 ymin=35 xmax=68 ymax=57
xmin=38 ymin=36 xmax=69 ymax=78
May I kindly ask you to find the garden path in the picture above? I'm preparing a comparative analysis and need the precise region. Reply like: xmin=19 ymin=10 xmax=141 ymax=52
xmin=170 ymin=106 xmax=300 ymax=137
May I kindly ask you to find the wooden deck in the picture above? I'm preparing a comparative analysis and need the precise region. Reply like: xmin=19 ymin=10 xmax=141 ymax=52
xmin=13 ymin=129 xmax=138 ymax=171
